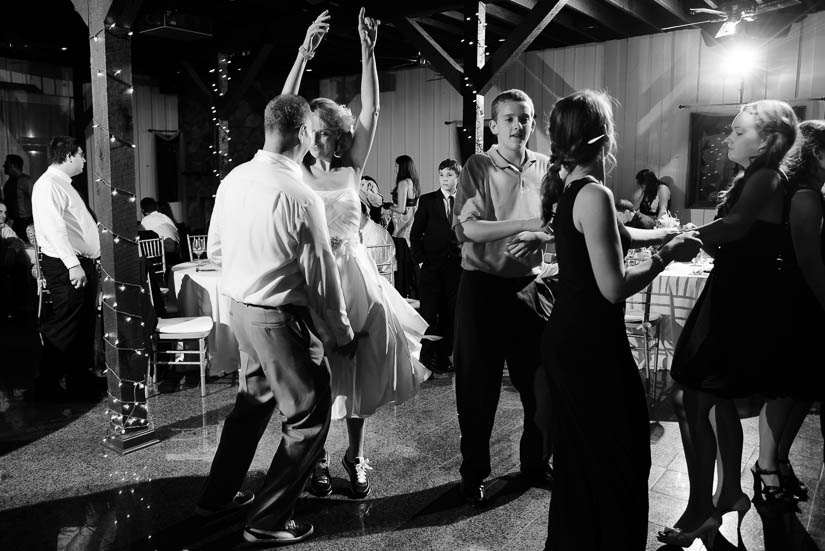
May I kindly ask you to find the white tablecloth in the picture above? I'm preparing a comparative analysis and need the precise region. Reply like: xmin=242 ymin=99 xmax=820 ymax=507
xmin=171 ymin=261 xmax=239 ymax=376
xmin=627 ymin=262 xmax=709 ymax=371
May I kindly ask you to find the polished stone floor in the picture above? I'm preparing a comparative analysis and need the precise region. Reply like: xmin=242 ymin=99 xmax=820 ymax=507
xmin=0 ymin=369 xmax=823 ymax=551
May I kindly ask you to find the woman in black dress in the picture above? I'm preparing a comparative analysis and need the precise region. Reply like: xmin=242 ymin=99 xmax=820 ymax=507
xmin=534 ymin=90 xmax=701 ymax=550
xmin=760 ymin=120 xmax=825 ymax=503
xmin=658 ymin=100 xmax=798 ymax=548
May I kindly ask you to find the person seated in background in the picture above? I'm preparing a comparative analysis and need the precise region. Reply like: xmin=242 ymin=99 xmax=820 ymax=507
xmin=358 ymin=180 xmax=396 ymax=278
xmin=0 ymin=201 xmax=18 ymax=240
xmin=3 ymin=154 xmax=34 ymax=241
xmin=360 ymin=176 xmax=384 ymax=225
xmin=615 ymin=198 xmax=649 ymax=229
xmin=633 ymin=169 xmax=672 ymax=227
xmin=139 ymin=197 xmax=181 ymax=264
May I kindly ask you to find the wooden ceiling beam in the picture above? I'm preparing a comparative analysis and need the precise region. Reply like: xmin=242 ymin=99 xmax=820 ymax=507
xmin=500 ymin=0 xmax=603 ymax=42
xmin=393 ymin=17 xmax=464 ymax=92
xmin=477 ymin=0 xmax=568 ymax=93
xmin=651 ymin=0 xmax=692 ymax=23
xmin=603 ymin=0 xmax=668 ymax=32
xmin=564 ymin=0 xmax=650 ymax=36
xmin=441 ymin=9 xmax=512 ymax=36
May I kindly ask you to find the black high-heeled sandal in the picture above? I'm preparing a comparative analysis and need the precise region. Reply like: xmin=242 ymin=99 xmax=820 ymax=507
xmin=751 ymin=462 xmax=797 ymax=515
xmin=778 ymin=459 xmax=808 ymax=502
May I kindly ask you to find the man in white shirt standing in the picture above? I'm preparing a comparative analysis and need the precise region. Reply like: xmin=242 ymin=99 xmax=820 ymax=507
xmin=195 ymin=94 xmax=361 ymax=546
xmin=29 ymin=136 xmax=101 ymax=403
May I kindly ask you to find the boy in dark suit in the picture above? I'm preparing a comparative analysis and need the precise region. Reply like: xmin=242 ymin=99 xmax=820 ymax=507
xmin=410 ymin=159 xmax=462 ymax=373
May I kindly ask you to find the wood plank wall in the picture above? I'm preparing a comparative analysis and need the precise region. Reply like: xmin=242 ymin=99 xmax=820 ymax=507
xmin=321 ymin=11 xmax=825 ymax=225
xmin=85 ymin=82 xmax=178 ymax=217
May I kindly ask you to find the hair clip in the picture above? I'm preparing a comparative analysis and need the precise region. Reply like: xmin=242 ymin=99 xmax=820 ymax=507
xmin=586 ymin=133 xmax=605 ymax=145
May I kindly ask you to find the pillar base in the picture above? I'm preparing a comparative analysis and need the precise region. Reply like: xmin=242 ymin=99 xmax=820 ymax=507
xmin=102 ymin=427 xmax=160 ymax=455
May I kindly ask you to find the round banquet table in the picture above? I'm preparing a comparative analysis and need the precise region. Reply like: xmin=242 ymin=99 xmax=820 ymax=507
xmin=170 ymin=261 xmax=239 ymax=376
xmin=626 ymin=261 xmax=710 ymax=371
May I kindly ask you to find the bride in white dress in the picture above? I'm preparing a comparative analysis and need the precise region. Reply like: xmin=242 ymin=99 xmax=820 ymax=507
xmin=282 ymin=8 xmax=429 ymax=499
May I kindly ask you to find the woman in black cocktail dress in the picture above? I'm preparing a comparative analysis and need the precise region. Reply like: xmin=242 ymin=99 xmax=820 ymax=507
xmin=659 ymin=100 xmax=798 ymax=548
xmin=513 ymin=90 xmax=701 ymax=550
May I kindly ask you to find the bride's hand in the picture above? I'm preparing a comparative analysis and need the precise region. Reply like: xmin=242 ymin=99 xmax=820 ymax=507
xmin=302 ymin=10 xmax=331 ymax=54
xmin=358 ymin=7 xmax=379 ymax=51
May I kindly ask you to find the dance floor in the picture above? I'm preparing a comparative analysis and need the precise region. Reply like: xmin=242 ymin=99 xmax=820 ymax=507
xmin=1 ymin=369 xmax=823 ymax=551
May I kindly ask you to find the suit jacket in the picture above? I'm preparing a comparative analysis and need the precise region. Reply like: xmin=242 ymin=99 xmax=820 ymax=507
xmin=410 ymin=190 xmax=460 ymax=267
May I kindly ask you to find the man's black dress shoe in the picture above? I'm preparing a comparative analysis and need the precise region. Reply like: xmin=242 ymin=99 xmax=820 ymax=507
xmin=459 ymin=479 xmax=491 ymax=508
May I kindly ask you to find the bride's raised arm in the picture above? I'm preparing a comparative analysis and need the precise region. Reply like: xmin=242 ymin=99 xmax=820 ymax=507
xmin=348 ymin=7 xmax=379 ymax=173
xmin=281 ymin=11 xmax=330 ymax=96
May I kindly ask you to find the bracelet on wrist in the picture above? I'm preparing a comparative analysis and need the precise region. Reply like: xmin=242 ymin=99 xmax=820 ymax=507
xmin=650 ymin=253 xmax=667 ymax=272
xmin=298 ymin=45 xmax=315 ymax=61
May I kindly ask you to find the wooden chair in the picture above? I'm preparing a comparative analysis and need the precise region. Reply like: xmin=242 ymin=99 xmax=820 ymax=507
xmin=625 ymin=283 xmax=662 ymax=404
xmin=187 ymin=234 xmax=208 ymax=263
xmin=146 ymin=273 xmax=213 ymax=397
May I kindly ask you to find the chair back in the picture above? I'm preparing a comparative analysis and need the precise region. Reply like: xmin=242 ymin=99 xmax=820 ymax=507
xmin=139 ymin=237 xmax=166 ymax=281
xmin=626 ymin=283 xmax=654 ymax=324
xmin=188 ymin=234 xmax=208 ymax=262
xmin=25 ymin=225 xmax=50 ymax=331
xmin=367 ymin=244 xmax=395 ymax=284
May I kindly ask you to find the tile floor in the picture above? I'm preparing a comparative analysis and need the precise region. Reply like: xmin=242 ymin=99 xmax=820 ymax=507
xmin=0 ymin=370 xmax=822 ymax=551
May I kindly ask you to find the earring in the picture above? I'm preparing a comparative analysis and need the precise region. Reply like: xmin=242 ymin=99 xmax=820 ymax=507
xmin=333 ymin=151 xmax=342 ymax=159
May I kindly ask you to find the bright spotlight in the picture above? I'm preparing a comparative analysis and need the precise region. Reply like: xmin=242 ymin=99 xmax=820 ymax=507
xmin=726 ymin=43 xmax=759 ymax=77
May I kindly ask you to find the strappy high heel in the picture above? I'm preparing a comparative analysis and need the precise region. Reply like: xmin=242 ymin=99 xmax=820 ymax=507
xmin=657 ymin=514 xmax=721 ymax=548
xmin=778 ymin=459 xmax=808 ymax=502
xmin=751 ymin=462 xmax=796 ymax=515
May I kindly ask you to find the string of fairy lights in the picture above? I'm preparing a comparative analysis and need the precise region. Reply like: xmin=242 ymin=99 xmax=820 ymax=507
xmin=209 ymin=53 xmax=234 ymax=179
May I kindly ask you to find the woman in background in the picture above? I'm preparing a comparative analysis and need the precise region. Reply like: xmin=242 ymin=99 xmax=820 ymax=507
xmin=633 ymin=168 xmax=671 ymax=227
xmin=758 ymin=119 xmax=825 ymax=506
xmin=389 ymin=154 xmax=420 ymax=245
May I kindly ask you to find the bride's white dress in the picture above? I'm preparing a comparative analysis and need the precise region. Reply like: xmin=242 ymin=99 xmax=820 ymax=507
xmin=314 ymin=183 xmax=430 ymax=419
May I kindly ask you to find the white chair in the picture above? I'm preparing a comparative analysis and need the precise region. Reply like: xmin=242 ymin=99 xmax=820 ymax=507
xmin=625 ymin=283 xmax=662 ymax=404
xmin=188 ymin=234 xmax=208 ymax=263
xmin=25 ymin=225 xmax=50 ymax=333
xmin=366 ymin=244 xmax=395 ymax=285
xmin=146 ymin=273 xmax=213 ymax=397
xmin=138 ymin=237 xmax=166 ymax=282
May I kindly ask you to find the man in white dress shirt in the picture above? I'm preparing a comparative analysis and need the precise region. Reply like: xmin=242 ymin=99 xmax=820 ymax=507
xmin=29 ymin=136 xmax=101 ymax=402
xmin=139 ymin=196 xmax=181 ymax=264
xmin=196 ymin=94 xmax=360 ymax=546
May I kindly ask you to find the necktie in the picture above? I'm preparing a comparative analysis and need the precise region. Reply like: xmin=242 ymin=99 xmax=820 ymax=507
xmin=447 ymin=195 xmax=454 ymax=218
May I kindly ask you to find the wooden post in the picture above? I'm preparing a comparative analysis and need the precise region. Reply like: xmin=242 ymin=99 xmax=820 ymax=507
xmin=73 ymin=0 xmax=158 ymax=454
xmin=461 ymin=1 xmax=486 ymax=156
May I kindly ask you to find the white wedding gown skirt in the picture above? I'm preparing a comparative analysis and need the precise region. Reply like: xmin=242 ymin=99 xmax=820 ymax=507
xmin=315 ymin=184 xmax=429 ymax=420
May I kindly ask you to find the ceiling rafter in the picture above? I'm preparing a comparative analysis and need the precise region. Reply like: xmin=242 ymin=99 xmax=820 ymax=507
xmin=602 ymin=0 xmax=671 ymax=32
xmin=477 ymin=0 xmax=568 ymax=93
xmin=500 ymin=0 xmax=604 ymax=42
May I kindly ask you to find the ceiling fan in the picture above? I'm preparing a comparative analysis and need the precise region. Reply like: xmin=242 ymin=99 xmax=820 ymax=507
xmin=381 ymin=51 xmax=432 ymax=70
xmin=662 ymin=0 xmax=801 ymax=38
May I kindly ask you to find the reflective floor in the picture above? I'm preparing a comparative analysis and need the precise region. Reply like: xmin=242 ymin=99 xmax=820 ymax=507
xmin=0 ymin=370 xmax=822 ymax=551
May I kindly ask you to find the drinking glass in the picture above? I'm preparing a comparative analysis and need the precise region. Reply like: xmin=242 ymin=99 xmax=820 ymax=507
xmin=192 ymin=237 xmax=206 ymax=270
